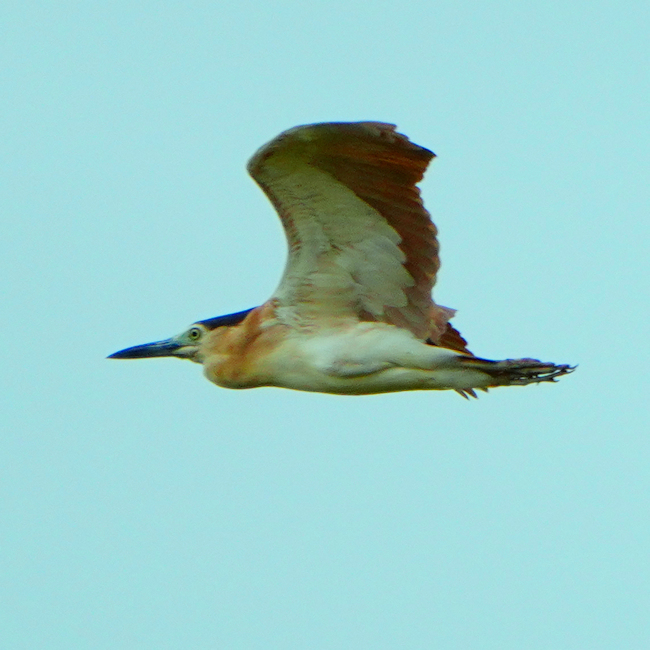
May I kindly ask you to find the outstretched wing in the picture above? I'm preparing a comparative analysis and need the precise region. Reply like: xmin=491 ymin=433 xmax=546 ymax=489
xmin=247 ymin=121 xmax=453 ymax=340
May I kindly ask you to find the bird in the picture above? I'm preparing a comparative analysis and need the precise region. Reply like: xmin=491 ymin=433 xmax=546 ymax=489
xmin=109 ymin=121 xmax=574 ymax=397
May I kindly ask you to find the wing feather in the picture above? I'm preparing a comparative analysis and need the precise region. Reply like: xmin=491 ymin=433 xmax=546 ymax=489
xmin=247 ymin=121 xmax=453 ymax=340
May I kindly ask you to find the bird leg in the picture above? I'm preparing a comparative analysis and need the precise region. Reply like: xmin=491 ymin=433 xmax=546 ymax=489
xmin=457 ymin=356 xmax=576 ymax=387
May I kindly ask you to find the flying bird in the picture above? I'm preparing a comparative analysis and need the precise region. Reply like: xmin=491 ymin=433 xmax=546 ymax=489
xmin=109 ymin=121 xmax=574 ymax=397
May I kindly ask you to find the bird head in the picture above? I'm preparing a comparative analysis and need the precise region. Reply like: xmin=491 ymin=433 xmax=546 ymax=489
xmin=108 ymin=324 xmax=208 ymax=363
xmin=108 ymin=308 xmax=254 ymax=364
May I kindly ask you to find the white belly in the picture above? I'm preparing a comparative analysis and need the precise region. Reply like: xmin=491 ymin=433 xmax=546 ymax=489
xmin=259 ymin=323 xmax=486 ymax=395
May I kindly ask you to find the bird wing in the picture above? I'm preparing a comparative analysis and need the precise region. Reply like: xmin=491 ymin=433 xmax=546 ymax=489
xmin=247 ymin=121 xmax=453 ymax=340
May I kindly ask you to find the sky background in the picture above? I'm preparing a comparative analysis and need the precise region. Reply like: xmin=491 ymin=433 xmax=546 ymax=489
xmin=1 ymin=1 xmax=648 ymax=648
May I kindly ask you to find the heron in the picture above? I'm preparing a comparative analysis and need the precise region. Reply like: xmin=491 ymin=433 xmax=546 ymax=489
xmin=109 ymin=121 xmax=574 ymax=397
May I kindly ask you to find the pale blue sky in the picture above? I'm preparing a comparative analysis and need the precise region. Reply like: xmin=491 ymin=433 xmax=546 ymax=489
xmin=1 ymin=1 xmax=648 ymax=648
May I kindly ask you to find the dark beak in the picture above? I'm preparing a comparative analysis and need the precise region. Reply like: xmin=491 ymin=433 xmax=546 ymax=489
xmin=108 ymin=338 xmax=183 ymax=360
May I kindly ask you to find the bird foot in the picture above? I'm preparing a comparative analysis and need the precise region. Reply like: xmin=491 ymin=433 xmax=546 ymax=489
xmin=460 ymin=356 xmax=576 ymax=387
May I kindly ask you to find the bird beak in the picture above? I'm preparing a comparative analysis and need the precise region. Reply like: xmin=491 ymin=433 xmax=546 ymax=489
xmin=108 ymin=337 xmax=183 ymax=360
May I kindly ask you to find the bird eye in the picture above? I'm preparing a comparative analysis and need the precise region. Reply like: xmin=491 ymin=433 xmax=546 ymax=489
xmin=188 ymin=327 xmax=202 ymax=341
